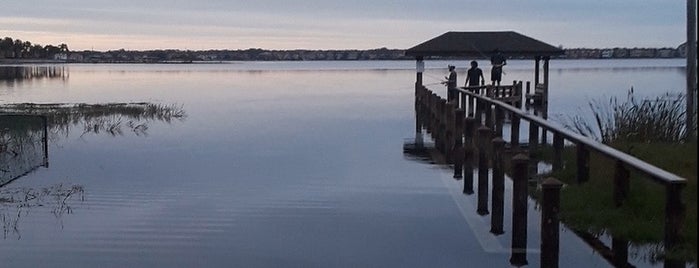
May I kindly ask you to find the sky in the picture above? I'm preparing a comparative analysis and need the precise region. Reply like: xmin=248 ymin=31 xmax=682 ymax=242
xmin=0 ymin=0 xmax=690 ymax=51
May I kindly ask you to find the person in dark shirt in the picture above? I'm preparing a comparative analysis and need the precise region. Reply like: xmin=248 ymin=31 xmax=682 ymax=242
xmin=490 ymin=49 xmax=506 ymax=86
xmin=443 ymin=65 xmax=458 ymax=101
xmin=465 ymin=60 xmax=484 ymax=88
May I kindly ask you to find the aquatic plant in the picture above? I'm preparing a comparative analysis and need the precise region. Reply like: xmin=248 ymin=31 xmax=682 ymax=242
xmin=1 ymin=183 xmax=85 ymax=239
xmin=562 ymin=89 xmax=696 ymax=144
xmin=0 ymin=102 xmax=186 ymax=137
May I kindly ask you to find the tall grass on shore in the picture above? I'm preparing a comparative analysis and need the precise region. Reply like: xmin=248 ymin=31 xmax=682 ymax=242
xmin=563 ymin=88 xmax=695 ymax=144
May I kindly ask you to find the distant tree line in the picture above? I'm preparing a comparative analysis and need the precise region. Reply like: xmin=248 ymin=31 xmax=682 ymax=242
xmin=0 ymin=37 xmax=69 ymax=59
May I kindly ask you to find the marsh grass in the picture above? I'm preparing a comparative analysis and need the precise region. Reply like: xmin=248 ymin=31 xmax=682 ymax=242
xmin=0 ymin=102 xmax=186 ymax=137
xmin=540 ymin=142 xmax=697 ymax=263
xmin=563 ymin=89 xmax=695 ymax=144
xmin=1 ymin=183 xmax=85 ymax=239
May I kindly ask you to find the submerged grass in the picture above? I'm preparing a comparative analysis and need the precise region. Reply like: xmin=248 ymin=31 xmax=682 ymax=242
xmin=542 ymin=140 xmax=697 ymax=262
xmin=550 ymin=90 xmax=697 ymax=262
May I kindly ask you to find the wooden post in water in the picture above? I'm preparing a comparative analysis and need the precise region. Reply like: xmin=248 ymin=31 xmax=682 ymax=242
xmin=541 ymin=177 xmax=563 ymax=268
xmin=611 ymin=237 xmax=630 ymax=268
xmin=438 ymin=99 xmax=447 ymax=154
xmin=477 ymin=126 xmax=491 ymax=215
xmin=528 ymin=121 xmax=539 ymax=153
xmin=553 ymin=133 xmax=564 ymax=172
xmin=576 ymin=144 xmax=590 ymax=184
xmin=613 ymin=160 xmax=630 ymax=207
xmin=445 ymin=101 xmax=456 ymax=163
xmin=495 ymin=107 xmax=504 ymax=138
xmin=491 ymin=138 xmax=505 ymax=235
xmin=484 ymin=97 xmax=493 ymax=130
xmin=510 ymin=113 xmax=520 ymax=150
xmin=463 ymin=117 xmax=476 ymax=194
xmin=510 ymin=153 xmax=529 ymax=266
xmin=453 ymin=109 xmax=465 ymax=179
xmin=664 ymin=182 xmax=685 ymax=258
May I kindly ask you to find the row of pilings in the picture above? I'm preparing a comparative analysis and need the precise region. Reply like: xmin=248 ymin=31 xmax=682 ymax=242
xmin=413 ymin=83 xmax=686 ymax=268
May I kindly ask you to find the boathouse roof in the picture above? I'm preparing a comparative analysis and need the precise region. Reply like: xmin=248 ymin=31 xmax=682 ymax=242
xmin=405 ymin=31 xmax=564 ymax=58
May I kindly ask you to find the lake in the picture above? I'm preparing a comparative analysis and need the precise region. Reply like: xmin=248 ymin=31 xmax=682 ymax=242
xmin=0 ymin=59 xmax=687 ymax=267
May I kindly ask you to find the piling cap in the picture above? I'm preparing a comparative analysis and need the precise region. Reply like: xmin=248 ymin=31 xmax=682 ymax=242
xmin=541 ymin=177 xmax=563 ymax=188
xmin=512 ymin=153 xmax=529 ymax=163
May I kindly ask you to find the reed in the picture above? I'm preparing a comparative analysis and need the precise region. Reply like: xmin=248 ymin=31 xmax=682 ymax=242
xmin=563 ymin=89 xmax=695 ymax=144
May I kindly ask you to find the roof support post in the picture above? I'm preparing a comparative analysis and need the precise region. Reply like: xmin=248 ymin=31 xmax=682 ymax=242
xmin=416 ymin=57 xmax=424 ymax=86
xmin=534 ymin=56 xmax=541 ymax=88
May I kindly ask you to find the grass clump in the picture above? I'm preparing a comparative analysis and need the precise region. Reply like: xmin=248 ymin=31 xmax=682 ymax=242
xmin=550 ymin=89 xmax=697 ymax=263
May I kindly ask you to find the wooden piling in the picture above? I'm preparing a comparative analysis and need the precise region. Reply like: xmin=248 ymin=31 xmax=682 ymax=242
xmin=576 ymin=144 xmax=590 ymax=184
xmin=511 ymin=153 xmax=529 ymax=266
xmin=477 ymin=126 xmax=491 ymax=215
xmin=463 ymin=117 xmax=476 ymax=194
xmin=541 ymin=177 xmax=563 ymax=268
xmin=495 ymin=107 xmax=504 ymax=138
xmin=613 ymin=160 xmax=630 ymax=207
xmin=453 ymin=109 xmax=465 ymax=179
xmin=553 ymin=133 xmax=564 ymax=172
xmin=510 ymin=113 xmax=520 ymax=150
xmin=528 ymin=121 xmax=539 ymax=153
xmin=664 ymin=182 xmax=685 ymax=253
xmin=491 ymin=138 xmax=505 ymax=235
xmin=611 ymin=237 xmax=629 ymax=268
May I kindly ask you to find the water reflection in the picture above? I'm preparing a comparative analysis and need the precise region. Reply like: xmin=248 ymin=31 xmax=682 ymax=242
xmin=0 ymin=115 xmax=48 ymax=186
xmin=0 ymin=66 xmax=68 ymax=85
xmin=1 ymin=102 xmax=186 ymax=137
xmin=1 ymin=183 xmax=85 ymax=239
xmin=1 ymin=102 xmax=186 ymax=240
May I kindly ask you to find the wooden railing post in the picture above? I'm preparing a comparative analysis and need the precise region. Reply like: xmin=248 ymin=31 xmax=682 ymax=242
xmin=453 ymin=109 xmax=465 ymax=178
xmin=511 ymin=153 xmax=529 ymax=266
xmin=477 ymin=126 xmax=491 ymax=215
xmin=613 ymin=160 xmax=630 ymax=207
xmin=495 ymin=107 xmax=504 ymax=138
xmin=463 ymin=117 xmax=476 ymax=194
xmin=541 ymin=177 xmax=563 ymax=268
xmin=511 ymin=113 xmax=520 ymax=150
xmin=553 ymin=133 xmax=564 ymax=172
xmin=664 ymin=182 xmax=685 ymax=253
xmin=576 ymin=144 xmax=589 ymax=184
xmin=445 ymin=101 xmax=456 ymax=163
xmin=491 ymin=138 xmax=506 ymax=235
xmin=528 ymin=121 xmax=539 ymax=153
xmin=485 ymin=101 xmax=494 ymax=130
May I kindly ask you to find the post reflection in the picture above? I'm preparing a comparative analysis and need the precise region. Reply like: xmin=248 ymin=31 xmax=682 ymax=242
xmin=1 ymin=101 xmax=187 ymax=239
xmin=0 ymin=66 xmax=68 ymax=85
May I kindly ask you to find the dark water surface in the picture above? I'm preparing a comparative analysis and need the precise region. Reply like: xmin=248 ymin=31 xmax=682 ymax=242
xmin=0 ymin=60 xmax=686 ymax=267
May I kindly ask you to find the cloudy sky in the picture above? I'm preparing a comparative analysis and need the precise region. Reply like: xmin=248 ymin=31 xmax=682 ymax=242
xmin=0 ymin=0 xmax=689 ymax=51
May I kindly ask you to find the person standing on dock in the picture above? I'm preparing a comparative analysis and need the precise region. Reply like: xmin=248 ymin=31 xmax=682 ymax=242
xmin=444 ymin=65 xmax=458 ymax=101
xmin=465 ymin=60 xmax=485 ymax=88
xmin=490 ymin=49 xmax=506 ymax=86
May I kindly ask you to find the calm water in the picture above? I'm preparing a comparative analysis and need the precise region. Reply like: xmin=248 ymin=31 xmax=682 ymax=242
xmin=0 ymin=59 xmax=687 ymax=267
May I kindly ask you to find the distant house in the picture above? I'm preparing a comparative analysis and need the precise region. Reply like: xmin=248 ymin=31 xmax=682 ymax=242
xmin=601 ymin=49 xmax=613 ymax=58
xmin=68 ymin=53 xmax=83 ymax=62
xmin=53 ymin=53 xmax=68 ymax=61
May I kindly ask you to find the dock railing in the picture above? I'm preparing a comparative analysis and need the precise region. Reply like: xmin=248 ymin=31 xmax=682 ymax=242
xmin=414 ymin=82 xmax=687 ymax=267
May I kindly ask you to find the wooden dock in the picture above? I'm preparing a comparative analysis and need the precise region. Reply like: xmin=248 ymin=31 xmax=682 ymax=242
xmin=412 ymin=82 xmax=688 ymax=268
